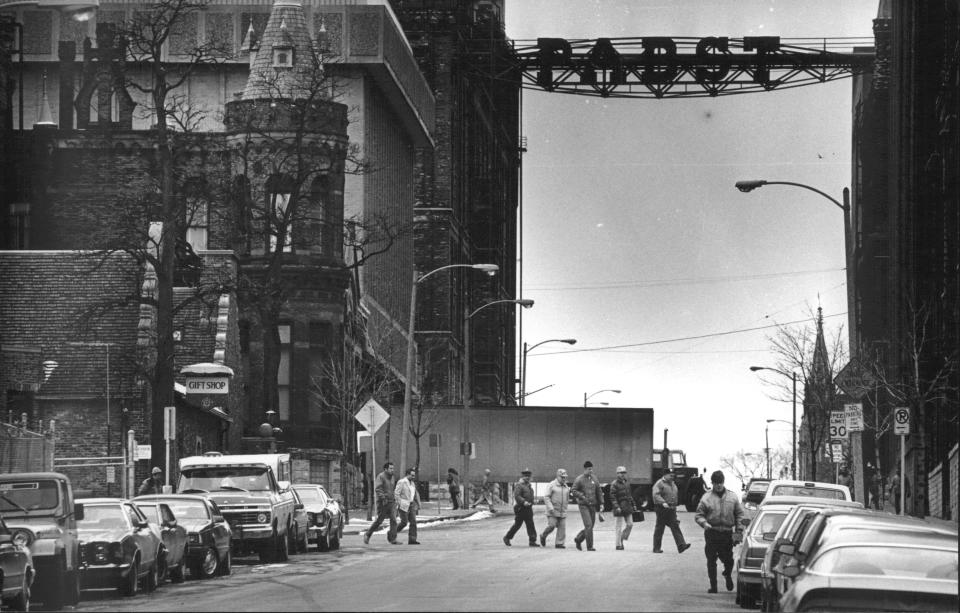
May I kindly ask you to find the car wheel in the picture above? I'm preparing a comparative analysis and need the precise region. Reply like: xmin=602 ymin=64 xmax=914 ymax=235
xmin=738 ymin=580 xmax=753 ymax=609
xmin=156 ymin=547 xmax=169 ymax=583
xmin=121 ymin=557 xmax=139 ymax=597
xmin=317 ymin=530 xmax=329 ymax=552
xmin=218 ymin=549 xmax=232 ymax=576
xmin=144 ymin=557 xmax=159 ymax=593
xmin=330 ymin=525 xmax=341 ymax=550
xmin=67 ymin=569 xmax=81 ymax=606
xmin=298 ymin=527 xmax=309 ymax=553
xmin=197 ymin=547 xmax=219 ymax=579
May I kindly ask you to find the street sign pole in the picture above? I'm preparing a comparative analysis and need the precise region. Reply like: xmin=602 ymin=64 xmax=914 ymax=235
xmin=900 ymin=433 xmax=905 ymax=516
xmin=369 ymin=413 xmax=377 ymax=523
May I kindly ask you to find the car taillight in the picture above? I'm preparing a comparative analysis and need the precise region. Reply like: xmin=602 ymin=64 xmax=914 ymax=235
xmin=188 ymin=533 xmax=200 ymax=544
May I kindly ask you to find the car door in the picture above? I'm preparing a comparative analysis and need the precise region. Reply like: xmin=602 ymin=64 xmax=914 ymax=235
xmin=207 ymin=500 xmax=231 ymax=558
xmin=126 ymin=503 xmax=157 ymax=571
xmin=159 ymin=503 xmax=187 ymax=565
xmin=0 ymin=517 xmax=28 ymax=598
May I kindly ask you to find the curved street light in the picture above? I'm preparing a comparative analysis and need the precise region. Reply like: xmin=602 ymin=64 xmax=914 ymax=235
xmin=520 ymin=338 xmax=576 ymax=406
xmin=400 ymin=263 xmax=498 ymax=470
xmin=461 ymin=298 xmax=533 ymax=490
xmin=766 ymin=418 xmax=793 ymax=479
xmin=750 ymin=366 xmax=798 ymax=479
xmin=584 ymin=388 xmax=620 ymax=408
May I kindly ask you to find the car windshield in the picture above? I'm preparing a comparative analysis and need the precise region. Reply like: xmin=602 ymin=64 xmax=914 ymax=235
xmin=179 ymin=467 xmax=271 ymax=492
xmin=810 ymin=545 xmax=958 ymax=580
xmin=0 ymin=480 xmax=59 ymax=513
xmin=293 ymin=488 xmax=326 ymax=504
xmin=748 ymin=481 xmax=770 ymax=493
xmin=751 ymin=510 xmax=789 ymax=537
xmin=770 ymin=485 xmax=844 ymax=499
xmin=166 ymin=501 xmax=210 ymax=521
xmin=77 ymin=505 xmax=129 ymax=531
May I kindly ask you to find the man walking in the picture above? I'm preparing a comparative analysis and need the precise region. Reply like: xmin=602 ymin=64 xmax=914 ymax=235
xmin=652 ymin=468 xmax=691 ymax=553
xmin=363 ymin=461 xmax=398 ymax=545
xmin=609 ymin=466 xmax=636 ymax=550
xmin=539 ymin=468 xmax=570 ymax=548
xmin=394 ymin=467 xmax=421 ymax=545
xmin=503 ymin=468 xmax=539 ymax=547
xmin=446 ymin=468 xmax=461 ymax=510
xmin=694 ymin=470 xmax=745 ymax=594
xmin=572 ymin=461 xmax=603 ymax=551
xmin=471 ymin=468 xmax=496 ymax=510
xmin=138 ymin=467 xmax=164 ymax=495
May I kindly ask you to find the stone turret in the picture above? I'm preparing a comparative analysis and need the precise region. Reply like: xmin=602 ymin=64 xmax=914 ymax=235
xmin=242 ymin=0 xmax=319 ymax=102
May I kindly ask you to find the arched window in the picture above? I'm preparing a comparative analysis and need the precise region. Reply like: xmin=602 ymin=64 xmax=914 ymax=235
xmin=310 ymin=176 xmax=327 ymax=254
xmin=266 ymin=175 xmax=294 ymax=253
xmin=184 ymin=178 xmax=209 ymax=251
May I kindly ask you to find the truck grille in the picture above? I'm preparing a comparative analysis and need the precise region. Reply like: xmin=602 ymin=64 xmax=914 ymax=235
xmin=222 ymin=511 xmax=269 ymax=525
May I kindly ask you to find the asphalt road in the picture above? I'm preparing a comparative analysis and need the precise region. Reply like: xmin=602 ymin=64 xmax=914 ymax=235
xmin=76 ymin=508 xmax=743 ymax=612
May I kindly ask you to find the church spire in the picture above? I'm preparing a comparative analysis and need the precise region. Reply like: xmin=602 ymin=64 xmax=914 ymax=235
xmin=811 ymin=307 xmax=831 ymax=387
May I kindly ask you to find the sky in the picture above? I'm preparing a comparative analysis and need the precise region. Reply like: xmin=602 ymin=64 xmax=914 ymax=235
xmin=505 ymin=0 xmax=879 ymax=482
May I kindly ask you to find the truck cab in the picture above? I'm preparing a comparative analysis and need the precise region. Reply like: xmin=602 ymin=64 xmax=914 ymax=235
xmin=177 ymin=453 xmax=295 ymax=563
xmin=652 ymin=449 xmax=702 ymax=511
xmin=0 ymin=472 xmax=83 ymax=610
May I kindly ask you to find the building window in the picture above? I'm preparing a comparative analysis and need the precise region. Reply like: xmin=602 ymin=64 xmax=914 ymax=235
xmin=7 ymin=202 xmax=30 ymax=249
xmin=186 ymin=196 xmax=208 ymax=251
xmin=273 ymin=46 xmax=294 ymax=67
xmin=278 ymin=324 xmax=291 ymax=421
xmin=267 ymin=175 xmax=293 ymax=253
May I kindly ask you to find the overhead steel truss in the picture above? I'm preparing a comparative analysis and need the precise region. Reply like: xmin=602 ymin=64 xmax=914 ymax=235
xmin=504 ymin=36 xmax=875 ymax=98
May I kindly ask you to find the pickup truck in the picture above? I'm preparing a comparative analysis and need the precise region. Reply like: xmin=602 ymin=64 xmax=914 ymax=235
xmin=178 ymin=453 xmax=296 ymax=563
xmin=0 ymin=472 xmax=83 ymax=610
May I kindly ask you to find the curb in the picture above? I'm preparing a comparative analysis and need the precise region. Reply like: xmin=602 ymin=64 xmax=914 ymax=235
xmin=343 ymin=509 xmax=486 ymax=535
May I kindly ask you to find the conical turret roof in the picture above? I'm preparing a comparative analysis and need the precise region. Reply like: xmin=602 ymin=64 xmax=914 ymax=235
xmin=810 ymin=307 xmax=831 ymax=387
xmin=242 ymin=0 xmax=319 ymax=101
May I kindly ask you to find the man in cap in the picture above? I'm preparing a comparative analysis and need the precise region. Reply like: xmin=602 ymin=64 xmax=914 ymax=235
xmin=138 ymin=466 xmax=164 ymax=495
xmin=572 ymin=461 xmax=603 ymax=551
xmin=503 ymin=468 xmax=539 ymax=547
xmin=609 ymin=465 xmax=637 ymax=550
xmin=652 ymin=468 xmax=691 ymax=553
xmin=694 ymin=470 xmax=745 ymax=593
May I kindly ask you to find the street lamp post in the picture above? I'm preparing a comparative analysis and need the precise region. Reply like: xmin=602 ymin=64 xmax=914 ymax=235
xmin=767 ymin=418 xmax=793 ymax=479
xmin=750 ymin=366 xmax=797 ymax=480
xmin=584 ymin=389 xmax=620 ymax=408
xmin=462 ymin=298 xmax=534 ymax=492
xmin=520 ymin=338 xmax=576 ymax=406
xmin=765 ymin=420 xmax=771 ymax=479
xmin=400 ymin=263 xmax=498 ymax=472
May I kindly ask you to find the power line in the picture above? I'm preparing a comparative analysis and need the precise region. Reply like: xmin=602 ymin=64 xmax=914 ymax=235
xmin=534 ymin=312 xmax=848 ymax=355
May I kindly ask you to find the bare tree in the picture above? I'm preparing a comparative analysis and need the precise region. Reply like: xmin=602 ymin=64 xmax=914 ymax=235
xmin=718 ymin=450 xmax=766 ymax=486
xmin=862 ymin=297 xmax=958 ymax=515
xmin=757 ymin=309 xmax=847 ymax=481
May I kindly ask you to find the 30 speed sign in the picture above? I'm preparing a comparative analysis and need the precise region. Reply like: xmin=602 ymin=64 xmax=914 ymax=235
xmin=830 ymin=411 xmax=848 ymax=440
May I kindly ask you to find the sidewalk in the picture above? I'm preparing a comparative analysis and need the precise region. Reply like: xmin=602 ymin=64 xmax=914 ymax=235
xmin=344 ymin=501 xmax=498 ymax=535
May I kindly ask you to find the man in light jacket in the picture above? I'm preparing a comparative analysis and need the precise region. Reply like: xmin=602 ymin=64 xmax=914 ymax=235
xmin=539 ymin=468 xmax=570 ymax=548
xmin=394 ymin=467 xmax=421 ymax=545
xmin=572 ymin=461 xmax=604 ymax=551
xmin=652 ymin=468 xmax=691 ymax=554
xmin=695 ymin=470 xmax=745 ymax=593
xmin=609 ymin=465 xmax=637 ymax=550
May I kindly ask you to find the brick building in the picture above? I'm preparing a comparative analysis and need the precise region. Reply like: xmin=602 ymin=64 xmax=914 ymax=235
xmin=0 ymin=0 xmax=435 ymax=501
xmin=850 ymin=0 xmax=958 ymax=518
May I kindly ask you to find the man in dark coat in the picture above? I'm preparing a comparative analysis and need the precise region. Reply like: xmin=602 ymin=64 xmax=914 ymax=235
xmin=610 ymin=465 xmax=637 ymax=550
xmin=138 ymin=467 xmax=164 ymax=495
xmin=652 ymin=468 xmax=691 ymax=554
xmin=572 ymin=461 xmax=604 ymax=551
xmin=363 ymin=461 xmax=398 ymax=545
xmin=502 ymin=468 xmax=539 ymax=547
xmin=446 ymin=468 xmax=461 ymax=510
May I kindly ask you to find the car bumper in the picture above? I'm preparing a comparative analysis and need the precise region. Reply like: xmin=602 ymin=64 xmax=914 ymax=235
xmin=80 ymin=563 xmax=132 ymax=589
xmin=228 ymin=526 xmax=273 ymax=543
xmin=738 ymin=568 xmax=763 ymax=585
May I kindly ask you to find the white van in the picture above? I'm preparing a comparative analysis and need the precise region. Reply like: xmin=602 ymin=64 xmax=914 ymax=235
xmin=178 ymin=453 xmax=296 ymax=562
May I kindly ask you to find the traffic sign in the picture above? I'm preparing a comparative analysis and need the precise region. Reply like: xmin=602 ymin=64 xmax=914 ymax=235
xmin=844 ymin=403 xmax=864 ymax=432
xmin=135 ymin=444 xmax=152 ymax=461
xmin=893 ymin=406 xmax=910 ymax=435
xmin=834 ymin=359 xmax=877 ymax=400
xmin=829 ymin=410 xmax=848 ymax=440
xmin=830 ymin=442 xmax=844 ymax=463
xmin=355 ymin=398 xmax=390 ymax=433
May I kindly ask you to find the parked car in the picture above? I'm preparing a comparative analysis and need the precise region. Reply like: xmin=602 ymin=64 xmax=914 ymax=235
xmin=778 ymin=510 xmax=958 ymax=612
xmin=134 ymin=494 xmax=232 ymax=579
xmin=762 ymin=480 xmax=851 ymax=502
xmin=291 ymin=484 xmax=343 ymax=552
xmin=760 ymin=497 xmax=864 ymax=612
xmin=0 ymin=472 xmax=82 ymax=610
xmin=0 ymin=515 xmax=34 ymax=612
xmin=735 ymin=500 xmax=793 ymax=608
xmin=289 ymin=489 xmax=310 ymax=554
xmin=134 ymin=498 xmax=188 ymax=582
xmin=742 ymin=477 xmax=772 ymax=519
xmin=76 ymin=498 xmax=165 ymax=596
